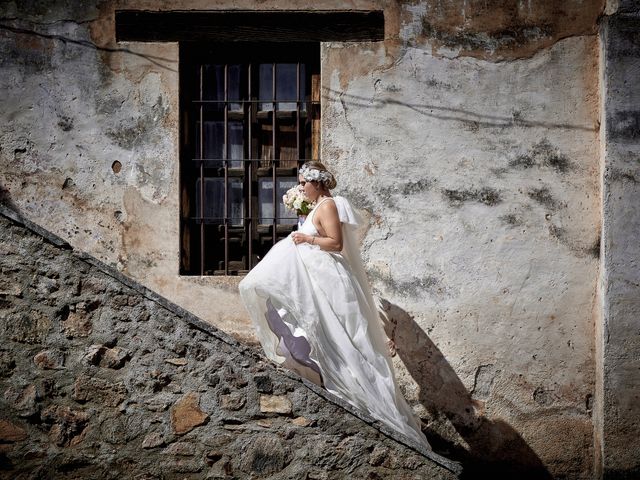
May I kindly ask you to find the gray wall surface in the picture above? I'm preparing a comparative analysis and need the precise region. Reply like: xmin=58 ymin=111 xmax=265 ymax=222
xmin=599 ymin=3 xmax=640 ymax=477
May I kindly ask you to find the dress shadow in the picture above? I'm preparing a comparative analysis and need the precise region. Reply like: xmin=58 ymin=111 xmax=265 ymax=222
xmin=377 ymin=298 xmax=553 ymax=479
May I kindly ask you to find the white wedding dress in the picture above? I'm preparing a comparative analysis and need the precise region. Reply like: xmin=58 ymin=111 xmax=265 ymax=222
xmin=238 ymin=196 xmax=431 ymax=449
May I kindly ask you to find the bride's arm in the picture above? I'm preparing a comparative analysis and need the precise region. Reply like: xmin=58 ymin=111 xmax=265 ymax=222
xmin=292 ymin=201 xmax=343 ymax=252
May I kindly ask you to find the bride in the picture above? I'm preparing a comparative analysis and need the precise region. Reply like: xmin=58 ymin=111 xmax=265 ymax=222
xmin=238 ymin=161 xmax=431 ymax=449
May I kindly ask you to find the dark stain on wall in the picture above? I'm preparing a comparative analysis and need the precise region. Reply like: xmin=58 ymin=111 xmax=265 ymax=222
xmin=410 ymin=0 xmax=603 ymax=61
xmin=609 ymin=110 xmax=640 ymax=140
xmin=606 ymin=14 xmax=640 ymax=58
xmin=368 ymin=268 xmax=447 ymax=299
xmin=548 ymin=223 xmax=566 ymax=243
xmin=375 ymin=179 xmax=434 ymax=209
xmin=532 ymin=387 xmax=557 ymax=406
xmin=605 ymin=167 xmax=639 ymax=184
xmin=527 ymin=187 xmax=559 ymax=209
xmin=1 ymin=35 xmax=54 ymax=75
xmin=499 ymin=213 xmax=523 ymax=227
xmin=400 ymin=178 xmax=434 ymax=195
xmin=106 ymin=119 xmax=149 ymax=150
xmin=589 ymin=237 xmax=600 ymax=259
xmin=422 ymin=20 xmax=551 ymax=53
xmin=547 ymin=222 xmax=600 ymax=258
xmin=343 ymin=189 xmax=374 ymax=212
xmin=509 ymin=139 xmax=572 ymax=174
xmin=442 ymin=187 xmax=502 ymax=207
xmin=56 ymin=114 xmax=74 ymax=132
xmin=104 ymin=96 xmax=168 ymax=150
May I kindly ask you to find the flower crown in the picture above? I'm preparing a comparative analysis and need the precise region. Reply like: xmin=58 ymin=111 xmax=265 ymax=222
xmin=300 ymin=164 xmax=332 ymax=184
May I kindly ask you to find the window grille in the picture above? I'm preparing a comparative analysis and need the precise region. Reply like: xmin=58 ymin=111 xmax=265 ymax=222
xmin=179 ymin=43 xmax=320 ymax=275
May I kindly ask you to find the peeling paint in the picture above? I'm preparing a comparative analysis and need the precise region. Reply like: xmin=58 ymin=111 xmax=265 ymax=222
xmin=400 ymin=0 xmax=605 ymax=61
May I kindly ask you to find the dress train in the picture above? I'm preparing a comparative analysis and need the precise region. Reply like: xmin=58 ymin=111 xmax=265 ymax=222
xmin=239 ymin=196 xmax=431 ymax=449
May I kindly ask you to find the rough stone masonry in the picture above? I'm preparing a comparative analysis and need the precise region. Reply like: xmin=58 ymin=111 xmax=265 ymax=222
xmin=0 ymin=209 xmax=459 ymax=479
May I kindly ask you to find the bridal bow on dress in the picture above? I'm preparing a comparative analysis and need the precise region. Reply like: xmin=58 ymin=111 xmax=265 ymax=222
xmin=239 ymin=196 xmax=431 ymax=449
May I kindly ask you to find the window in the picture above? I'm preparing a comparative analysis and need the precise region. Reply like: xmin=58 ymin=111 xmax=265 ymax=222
xmin=179 ymin=43 xmax=320 ymax=275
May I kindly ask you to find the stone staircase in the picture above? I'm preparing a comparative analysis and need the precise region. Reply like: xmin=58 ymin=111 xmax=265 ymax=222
xmin=0 ymin=204 xmax=461 ymax=479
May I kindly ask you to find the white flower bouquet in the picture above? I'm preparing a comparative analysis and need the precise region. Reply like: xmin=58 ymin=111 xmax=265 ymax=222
xmin=282 ymin=185 xmax=315 ymax=215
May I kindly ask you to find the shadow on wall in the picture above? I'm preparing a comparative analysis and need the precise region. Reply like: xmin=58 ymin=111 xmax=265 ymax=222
xmin=379 ymin=299 xmax=552 ymax=480
xmin=0 ymin=183 xmax=18 ymax=211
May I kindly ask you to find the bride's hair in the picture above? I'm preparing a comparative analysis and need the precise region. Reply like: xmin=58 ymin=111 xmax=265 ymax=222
xmin=301 ymin=161 xmax=337 ymax=190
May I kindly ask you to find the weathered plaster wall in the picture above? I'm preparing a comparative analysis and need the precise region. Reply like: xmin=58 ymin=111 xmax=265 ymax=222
xmin=322 ymin=4 xmax=601 ymax=478
xmin=0 ymin=0 xmax=606 ymax=477
xmin=599 ymin=1 xmax=640 ymax=477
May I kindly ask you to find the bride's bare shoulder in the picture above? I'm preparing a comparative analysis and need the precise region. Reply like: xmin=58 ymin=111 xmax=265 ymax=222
xmin=315 ymin=198 xmax=339 ymax=220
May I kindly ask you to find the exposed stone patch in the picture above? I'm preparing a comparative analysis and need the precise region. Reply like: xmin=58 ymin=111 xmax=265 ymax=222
xmin=82 ymin=344 xmax=129 ymax=369
xmin=220 ymin=391 xmax=246 ymax=411
xmin=33 ymin=349 xmax=65 ymax=369
xmin=40 ymin=405 xmax=90 ymax=447
xmin=0 ymin=419 xmax=28 ymax=443
xmin=72 ymin=374 xmax=127 ymax=407
xmin=141 ymin=431 xmax=165 ymax=449
xmin=62 ymin=308 xmax=93 ymax=338
xmin=260 ymin=394 xmax=293 ymax=415
xmin=4 ymin=384 xmax=39 ymax=418
xmin=470 ymin=364 xmax=500 ymax=401
xmin=170 ymin=392 xmax=209 ymax=435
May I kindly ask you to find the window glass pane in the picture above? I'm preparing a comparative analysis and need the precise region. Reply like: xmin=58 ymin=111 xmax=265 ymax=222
xmin=195 ymin=120 xmax=223 ymax=166
xmin=203 ymin=64 xmax=244 ymax=109
xmin=194 ymin=177 xmax=243 ymax=226
xmin=259 ymin=64 xmax=273 ymax=111
xmin=229 ymin=178 xmax=244 ymax=226
xmin=228 ymin=64 xmax=243 ymax=111
xmin=195 ymin=178 xmax=223 ymax=219
xmin=228 ymin=121 xmax=243 ymax=167
xmin=259 ymin=177 xmax=298 ymax=224
xmin=259 ymin=64 xmax=306 ymax=112
xmin=276 ymin=63 xmax=303 ymax=111
xmin=202 ymin=65 xmax=224 ymax=106
xmin=195 ymin=119 xmax=244 ymax=167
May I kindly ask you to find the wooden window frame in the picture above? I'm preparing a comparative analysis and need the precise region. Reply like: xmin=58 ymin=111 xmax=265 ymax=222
xmin=179 ymin=42 xmax=321 ymax=276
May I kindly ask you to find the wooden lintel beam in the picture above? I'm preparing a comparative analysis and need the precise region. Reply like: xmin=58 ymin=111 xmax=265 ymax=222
xmin=115 ymin=10 xmax=385 ymax=43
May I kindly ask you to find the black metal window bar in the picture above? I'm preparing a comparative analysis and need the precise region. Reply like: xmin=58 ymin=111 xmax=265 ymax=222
xmin=180 ymin=43 xmax=321 ymax=276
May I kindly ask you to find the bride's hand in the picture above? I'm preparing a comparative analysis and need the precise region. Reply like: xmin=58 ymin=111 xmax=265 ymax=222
xmin=291 ymin=232 xmax=313 ymax=245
